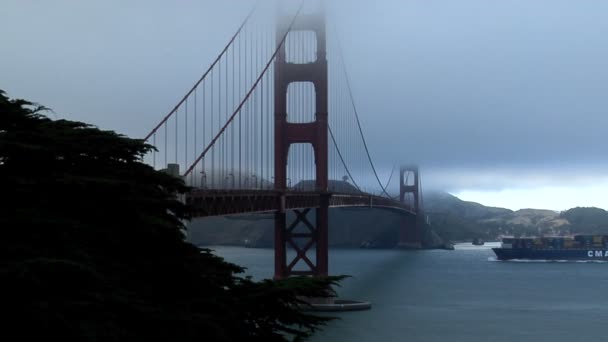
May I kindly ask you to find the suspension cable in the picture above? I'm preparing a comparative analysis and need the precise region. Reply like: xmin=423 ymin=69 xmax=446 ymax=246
xmin=382 ymin=164 xmax=396 ymax=193
xmin=143 ymin=4 xmax=257 ymax=141
xmin=184 ymin=1 xmax=305 ymax=177
xmin=333 ymin=25 xmax=392 ymax=198
xmin=329 ymin=125 xmax=362 ymax=192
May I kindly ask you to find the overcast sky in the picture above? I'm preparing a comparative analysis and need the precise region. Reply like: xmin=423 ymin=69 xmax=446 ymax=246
xmin=2 ymin=0 xmax=608 ymax=210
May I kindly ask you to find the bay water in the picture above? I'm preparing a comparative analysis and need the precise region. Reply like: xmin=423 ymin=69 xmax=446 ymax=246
xmin=211 ymin=243 xmax=608 ymax=341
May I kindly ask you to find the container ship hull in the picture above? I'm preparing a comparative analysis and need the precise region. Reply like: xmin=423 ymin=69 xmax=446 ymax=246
xmin=493 ymin=235 xmax=608 ymax=261
xmin=493 ymin=248 xmax=608 ymax=261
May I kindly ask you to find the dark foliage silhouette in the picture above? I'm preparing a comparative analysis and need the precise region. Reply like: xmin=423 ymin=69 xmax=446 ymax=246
xmin=0 ymin=90 xmax=340 ymax=341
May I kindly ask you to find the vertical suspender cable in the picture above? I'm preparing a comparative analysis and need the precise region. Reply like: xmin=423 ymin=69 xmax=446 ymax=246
xmin=219 ymin=53 xmax=223 ymax=185
xmin=224 ymin=52 xmax=228 ymax=185
xmin=239 ymin=30 xmax=242 ymax=188
xmin=260 ymin=25 xmax=264 ymax=188
xmin=254 ymin=22 xmax=259 ymax=188
xmin=231 ymin=30 xmax=235 ymax=188
xmin=185 ymin=99 xmax=188 ymax=179
xmin=225 ymin=41 xmax=229 ymax=186
xmin=246 ymin=24 xmax=251 ymax=186
xmin=193 ymin=90 xmax=197 ymax=186
xmin=202 ymin=81 xmax=206 ymax=187
xmin=183 ymin=1 xmax=304 ymax=177
xmin=268 ymin=23 xmax=272 ymax=187
xmin=175 ymin=106 xmax=178 ymax=164
xmin=335 ymin=25 xmax=391 ymax=197
xmin=143 ymin=4 xmax=256 ymax=142
xmin=211 ymin=68 xmax=214 ymax=187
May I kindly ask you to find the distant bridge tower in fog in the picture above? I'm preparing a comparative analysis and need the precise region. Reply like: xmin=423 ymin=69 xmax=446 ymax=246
xmin=399 ymin=166 xmax=424 ymax=248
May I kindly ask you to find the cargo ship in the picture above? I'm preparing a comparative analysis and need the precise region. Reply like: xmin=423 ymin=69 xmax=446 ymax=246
xmin=493 ymin=235 xmax=608 ymax=261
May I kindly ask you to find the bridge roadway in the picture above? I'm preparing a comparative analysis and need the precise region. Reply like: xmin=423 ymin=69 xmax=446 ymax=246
xmin=187 ymin=189 xmax=416 ymax=217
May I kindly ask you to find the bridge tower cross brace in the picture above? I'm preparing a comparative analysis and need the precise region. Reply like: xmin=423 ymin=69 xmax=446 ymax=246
xmin=273 ymin=10 xmax=329 ymax=279
xmin=399 ymin=165 xmax=424 ymax=248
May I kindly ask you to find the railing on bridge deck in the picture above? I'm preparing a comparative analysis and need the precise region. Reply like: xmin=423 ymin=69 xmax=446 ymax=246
xmin=186 ymin=189 xmax=416 ymax=218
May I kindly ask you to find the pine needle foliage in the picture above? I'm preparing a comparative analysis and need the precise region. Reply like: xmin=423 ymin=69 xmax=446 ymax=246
xmin=0 ymin=90 xmax=342 ymax=341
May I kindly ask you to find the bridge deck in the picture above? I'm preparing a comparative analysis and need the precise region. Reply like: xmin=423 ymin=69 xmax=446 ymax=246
xmin=186 ymin=189 xmax=416 ymax=217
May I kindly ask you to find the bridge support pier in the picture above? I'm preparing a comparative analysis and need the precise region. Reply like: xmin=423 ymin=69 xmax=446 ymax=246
xmin=398 ymin=165 xmax=424 ymax=248
xmin=316 ymin=194 xmax=329 ymax=276
xmin=274 ymin=210 xmax=287 ymax=278
xmin=274 ymin=198 xmax=329 ymax=279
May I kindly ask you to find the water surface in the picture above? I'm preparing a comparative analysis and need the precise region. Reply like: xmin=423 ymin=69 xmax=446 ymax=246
xmin=211 ymin=243 xmax=608 ymax=341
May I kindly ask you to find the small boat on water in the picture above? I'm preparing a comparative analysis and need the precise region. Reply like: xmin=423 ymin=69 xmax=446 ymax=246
xmin=472 ymin=238 xmax=485 ymax=246
xmin=493 ymin=235 xmax=608 ymax=260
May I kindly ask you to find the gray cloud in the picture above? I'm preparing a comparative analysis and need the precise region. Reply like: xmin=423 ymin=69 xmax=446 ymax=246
xmin=2 ymin=0 xmax=608 ymax=194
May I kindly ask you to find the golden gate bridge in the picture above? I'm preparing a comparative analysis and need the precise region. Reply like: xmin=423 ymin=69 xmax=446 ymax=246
xmin=142 ymin=1 xmax=425 ymax=279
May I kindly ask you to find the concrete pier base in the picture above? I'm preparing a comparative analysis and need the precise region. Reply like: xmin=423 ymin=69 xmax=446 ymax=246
xmin=303 ymin=298 xmax=372 ymax=312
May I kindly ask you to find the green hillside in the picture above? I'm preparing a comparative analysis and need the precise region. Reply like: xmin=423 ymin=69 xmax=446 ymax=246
xmin=426 ymin=192 xmax=606 ymax=241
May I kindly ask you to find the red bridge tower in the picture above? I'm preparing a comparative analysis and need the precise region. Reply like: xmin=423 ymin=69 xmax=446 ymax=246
xmin=273 ymin=10 xmax=329 ymax=278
